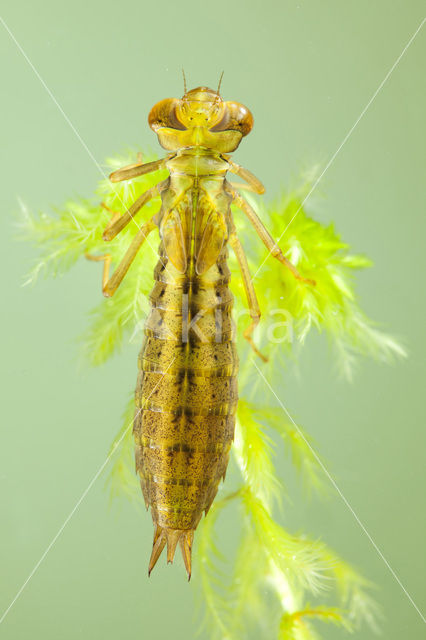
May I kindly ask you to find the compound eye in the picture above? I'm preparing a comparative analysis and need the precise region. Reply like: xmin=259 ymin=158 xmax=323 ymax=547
xmin=210 ymin=101 xmax=253 ymax=136
xmin=148 ymin=98 xmax=187 ymax=131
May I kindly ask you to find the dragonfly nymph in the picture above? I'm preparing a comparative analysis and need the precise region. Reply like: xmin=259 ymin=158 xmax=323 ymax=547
xmin=87 ymin=83 xmax=313 ymax=579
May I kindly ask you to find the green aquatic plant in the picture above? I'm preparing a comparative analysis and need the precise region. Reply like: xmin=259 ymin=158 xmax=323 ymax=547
xmin=19 ymin=150 xmax=403 ymax=639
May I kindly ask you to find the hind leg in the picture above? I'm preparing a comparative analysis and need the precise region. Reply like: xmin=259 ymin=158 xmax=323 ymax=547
xmin=228 ymin=215 xmax=268 ymax=362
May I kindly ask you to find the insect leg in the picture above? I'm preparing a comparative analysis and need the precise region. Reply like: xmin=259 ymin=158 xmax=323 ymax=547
xmin=229 ymin=186 xmax=315 ymax=285
xmin=226 ymin=159 xmax=265 ymax=194
xmin=103 ymin=185 xmax=159 ymax=241
xmin=86 ymin=218 xmax=156 ymax=297
xmin=228 ymin=216 xmax=268 ymax=362
xmin=109 ymin=157 xmax=167 ymax=183
xmin=100 ymin=201 xmax=122 ymax=226
xmin=228 ymin=181 xmax=260 ymax=194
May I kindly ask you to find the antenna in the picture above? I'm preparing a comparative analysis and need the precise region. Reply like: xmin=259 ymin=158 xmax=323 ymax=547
xmin=182 ymin=68 xmax=187 ymax=95
xmin=217 ymin=70 xmax=224 ymax=95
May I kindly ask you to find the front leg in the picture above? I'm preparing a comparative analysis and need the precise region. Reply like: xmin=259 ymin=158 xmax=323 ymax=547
xmin=225 ymin=158 xmax=265 ymax=194
xmin=109 ymin=157 xmax=169 ymax=183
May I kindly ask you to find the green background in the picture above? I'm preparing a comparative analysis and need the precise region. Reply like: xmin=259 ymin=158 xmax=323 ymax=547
xmin=1 ymin=1 xmax=425 ymax=638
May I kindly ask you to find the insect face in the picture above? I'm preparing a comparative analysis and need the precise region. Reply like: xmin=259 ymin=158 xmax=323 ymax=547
xmin=148 ymin=86 xmax=254 ymax=152
xmin=177 ymin=86 xmax=224 ymax=129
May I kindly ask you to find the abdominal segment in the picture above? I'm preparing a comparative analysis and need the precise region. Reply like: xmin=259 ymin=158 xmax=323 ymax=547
xmin=133 ymin=247 xmax=238 ymax=578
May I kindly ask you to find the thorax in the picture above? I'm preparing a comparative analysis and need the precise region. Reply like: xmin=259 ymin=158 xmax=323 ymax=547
xmin=166 ymin=148 xmax=229 ymax=181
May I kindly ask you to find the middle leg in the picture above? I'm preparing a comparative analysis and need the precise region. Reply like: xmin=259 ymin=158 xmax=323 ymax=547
xmin=86 ymin=218 xmax=156 ymax=297
xmin=229 ymin=185 xmax=315 ymax=285
xmin=102 ymin=185 xmax=159 ymax=241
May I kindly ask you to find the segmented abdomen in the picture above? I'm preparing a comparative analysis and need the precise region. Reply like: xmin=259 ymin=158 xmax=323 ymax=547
xmin=133 ymin=242 xmax=238 ymax=574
